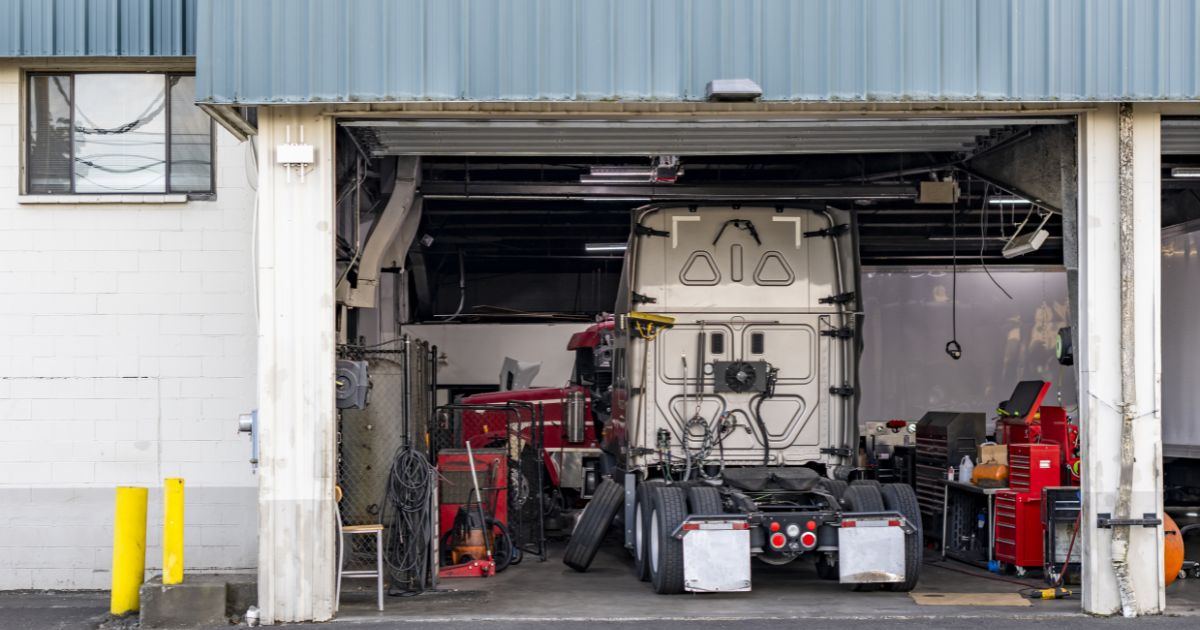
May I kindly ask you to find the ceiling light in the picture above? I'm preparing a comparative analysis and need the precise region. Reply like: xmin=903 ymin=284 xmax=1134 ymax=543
xmin=705 ymin=78 xmax=763 ymax=101
xmin=1001 ymin=212 xmax=1052 ymax=259
xmin=989 ymin=196 xmax=1031 ymax=205
xmin=579 ymin=175 xmax=654 ymax=184
xmin=585 ymin=242 xmax=627 ymax=252
xmin=1171 ymin=167 xmax=1200 ymax=178
xmin=583 ymin=156 xmax=683 ymax=184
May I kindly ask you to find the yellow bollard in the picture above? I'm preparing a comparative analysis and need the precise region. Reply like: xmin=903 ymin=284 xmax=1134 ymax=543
xmin=163 ymin=478 xmax=185 ymax=585
xmin=111 ymin=486 xmax=148 ymax=615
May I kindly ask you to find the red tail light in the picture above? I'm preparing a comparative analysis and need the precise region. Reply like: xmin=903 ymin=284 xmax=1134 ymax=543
xmin=769 ymin=533 xmax=786 ymax=548
xmin=799 ymin=532 xmax=817 ymax=548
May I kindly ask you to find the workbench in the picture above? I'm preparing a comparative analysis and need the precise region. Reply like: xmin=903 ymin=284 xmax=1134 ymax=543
xmin=941 ymin=480 xmax=1004 ymax=567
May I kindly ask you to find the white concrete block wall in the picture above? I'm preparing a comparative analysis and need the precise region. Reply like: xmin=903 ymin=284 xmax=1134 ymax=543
xmin=0 ymin=63 xmax=258 ymax=590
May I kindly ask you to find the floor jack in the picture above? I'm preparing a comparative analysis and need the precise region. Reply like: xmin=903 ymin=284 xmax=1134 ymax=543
xmin=438 ymin=442 xmax=497 ymax=579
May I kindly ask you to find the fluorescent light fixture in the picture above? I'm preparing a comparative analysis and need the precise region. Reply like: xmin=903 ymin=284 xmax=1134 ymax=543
xmin=585 ymin=242 xmax=627 ymax=252
xmin=1001 ymin=212 xmax=1052 ymax=259
xmin=1001 ymin=229 xmax=1050 ymax=258
xmin=989 ymin=196 xmax=1031 ymax=205
xmin=1171 ymin=167 xmax=1200 ymax=178
xmin=705 ymin=78 xmax=763 ymax=101
xmin=579 ymin=175 xmax=654 ymax=184
xmin=589 ymin=166 xmax=655 ymax=178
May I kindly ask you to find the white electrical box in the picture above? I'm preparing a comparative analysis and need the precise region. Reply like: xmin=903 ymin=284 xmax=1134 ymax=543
xmin=276 ymin=143 xmax=314 ymax=165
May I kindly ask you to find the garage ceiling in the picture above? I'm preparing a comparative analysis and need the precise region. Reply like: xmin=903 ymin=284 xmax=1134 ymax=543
xmin=341 ymin=118 xmax=1070 ymax=156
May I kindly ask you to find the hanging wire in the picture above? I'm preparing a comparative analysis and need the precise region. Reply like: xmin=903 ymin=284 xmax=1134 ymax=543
xmin=946 ymin=195 xmax=963 ymax=361
xmin=978 ymin=182 xmax=1014 ymax=300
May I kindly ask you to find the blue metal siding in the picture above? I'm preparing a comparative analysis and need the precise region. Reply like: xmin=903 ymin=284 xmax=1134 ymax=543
xmin=183 ymin=0 xmax=1195 ymax=103
xmin=0 ymin=0 xmax=196 ymax=57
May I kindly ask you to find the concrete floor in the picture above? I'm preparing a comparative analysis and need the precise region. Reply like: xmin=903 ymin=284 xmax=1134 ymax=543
xmin=333 ymin=539 xmax=1200 ymax=623
xmin=2 ymin=540 xmax=1196 ymax=629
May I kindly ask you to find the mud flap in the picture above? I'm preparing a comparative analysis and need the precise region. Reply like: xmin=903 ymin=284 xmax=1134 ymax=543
xmin=676 ymin=517 xmax=752 ymax=592
xmin=837 ymin=514 xmax=907 ymax=584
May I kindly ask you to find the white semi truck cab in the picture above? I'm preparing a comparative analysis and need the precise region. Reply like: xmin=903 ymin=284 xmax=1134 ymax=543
xmin=564 ymin=204 xmax=922 ymax=595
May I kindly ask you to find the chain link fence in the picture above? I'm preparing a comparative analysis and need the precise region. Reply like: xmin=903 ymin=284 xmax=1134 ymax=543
xmin=337 ymin=337 xmax=436 ymax=591
xmin=431 ymin=402 xmax=547 ymax=562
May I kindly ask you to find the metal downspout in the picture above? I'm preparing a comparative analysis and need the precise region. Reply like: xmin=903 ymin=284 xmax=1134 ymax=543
xmin=1112 ymin=102 xmax=1138 ymax=617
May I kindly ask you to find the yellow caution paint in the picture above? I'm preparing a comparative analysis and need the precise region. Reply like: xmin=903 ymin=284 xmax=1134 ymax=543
xmin=111 ymin=486 xmax=148 ymax=615
xmin=163 ymin=478 xmax=185 ymax=585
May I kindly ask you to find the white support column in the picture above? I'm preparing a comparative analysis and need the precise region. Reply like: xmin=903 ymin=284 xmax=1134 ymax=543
xmin=256 ymin=106 xmax=338 ymax=624
xmin=1077 ymin=104 xmax=1165 ymax=616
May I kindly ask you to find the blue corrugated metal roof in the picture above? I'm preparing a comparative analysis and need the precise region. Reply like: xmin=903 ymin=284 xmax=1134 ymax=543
xmin=0 ymin=0 xmax=196 ymax=57
xmin=195 ymin=0 xmax=1200 ymax=104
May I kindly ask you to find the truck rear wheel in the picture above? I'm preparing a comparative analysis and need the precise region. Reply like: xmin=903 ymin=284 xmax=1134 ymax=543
xmin=563 ymin=477 xmax=623 ymax=572
xmin=881 ymin=483 xmax=922 ymax=592
xmin=649 ymin=485 xmax=688 ymax=594
xmin=842 ymin=484 xmax=885 ymax=512
xmin=634 ymin=479 xmax=663 ymax=581
xmin=686 ymin=485 xmax=723 ymax=515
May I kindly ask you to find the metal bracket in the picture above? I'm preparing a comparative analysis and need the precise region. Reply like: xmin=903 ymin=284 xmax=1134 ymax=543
xmin=631 ymin=292 xmax=657 ymax=305
xmin=804 ymin=223 xmax=849 ymax=239
xmin=829 ymin=385 xmax=855 ymax=397
xmin=819 ymin=292 xmax=856 ymax=305
xmin=1096 ymin=513 xmax=1162 ymax=529
xmin=821 ymin=446 xmax=852 ymax=457
xmin=820 ymin=327 xmax=855 ymax=340
xmin=634 ymin=224 xmax=670 ymax=238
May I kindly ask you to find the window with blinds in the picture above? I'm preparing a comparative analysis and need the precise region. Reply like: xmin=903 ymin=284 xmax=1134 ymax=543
xmin=25 ymin=73 xmax=214 ymax=195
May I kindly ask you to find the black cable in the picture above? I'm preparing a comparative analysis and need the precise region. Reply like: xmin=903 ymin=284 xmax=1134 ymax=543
xmin=979 ymin=183 xmax=1014 ymax=300
xmin=381 ymin=444 xmax=434 ymax=593
xmin=946 ymin=201 xmax=962 ymax=360
xmin=753 ymin=396 xmax=771 ymax=466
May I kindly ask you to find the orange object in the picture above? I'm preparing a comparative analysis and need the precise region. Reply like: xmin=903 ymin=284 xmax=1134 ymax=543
xmin=972 ymin=461 xmax=1009 ymax=488
xmin=1165 ymin=513 xmax=1185 ymax=586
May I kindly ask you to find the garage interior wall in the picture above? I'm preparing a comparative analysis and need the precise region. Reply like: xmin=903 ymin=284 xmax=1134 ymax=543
xmin=0 ymin=63 xmax=258 ymax=589
xmin=860 ymin=268 xmax=1074 ymax=423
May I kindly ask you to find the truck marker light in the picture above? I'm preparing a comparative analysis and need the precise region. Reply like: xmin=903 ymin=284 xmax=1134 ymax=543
xmin=769 ymin=533 xmax=786 ymax=548
xmin=888 ymin=519 xmax=901 ymax=527
xmin=799 ymin=532 xmax=817 ymax=547
xmin=769 ymin=521 xmax=781 ymax=532
xmin=806 ymin=520 xmax=817 ymax=531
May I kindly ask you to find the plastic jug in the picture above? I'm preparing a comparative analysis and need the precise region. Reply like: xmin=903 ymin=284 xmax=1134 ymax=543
xmin=958 ymin=455 xmax=974 ymax=483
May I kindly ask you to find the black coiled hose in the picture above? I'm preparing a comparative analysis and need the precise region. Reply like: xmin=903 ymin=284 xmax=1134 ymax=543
xmin=382 ymin=444 xmax=434 ymax=592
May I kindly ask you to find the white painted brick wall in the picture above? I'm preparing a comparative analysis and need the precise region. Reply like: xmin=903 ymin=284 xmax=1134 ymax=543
xmin=0 ymin=63 xmax=258 ymax=589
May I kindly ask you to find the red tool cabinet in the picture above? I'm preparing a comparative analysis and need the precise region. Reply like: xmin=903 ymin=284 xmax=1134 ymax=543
xmin=1007 ymin=443 xmax=1061 ymax=493
xmin=994 ymin=491 xmax=1044 ymax=567
xmin=994 ymin=443 xmax=1060 ymax=569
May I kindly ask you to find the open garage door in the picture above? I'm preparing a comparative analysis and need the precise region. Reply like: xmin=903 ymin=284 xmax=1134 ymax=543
xmin=341 ymin=117 xmax=1070 ymax=156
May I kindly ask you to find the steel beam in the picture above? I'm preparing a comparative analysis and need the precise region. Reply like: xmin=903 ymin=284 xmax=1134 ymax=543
xmin=419 ymin=182 xmax=916 ymax=201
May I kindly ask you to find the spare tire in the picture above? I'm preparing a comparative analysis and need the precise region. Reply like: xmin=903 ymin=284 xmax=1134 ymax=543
xmin=881 ymin=483 xmax=922 ymax=592
xmin=686 ymin=485 xmax=724 ymax=516
xmin=563 ymin=477 xmax=623 ymax=572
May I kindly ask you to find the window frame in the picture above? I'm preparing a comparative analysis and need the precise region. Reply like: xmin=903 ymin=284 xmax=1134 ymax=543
xmin=23 ymin=71 xmax=216 ymax=198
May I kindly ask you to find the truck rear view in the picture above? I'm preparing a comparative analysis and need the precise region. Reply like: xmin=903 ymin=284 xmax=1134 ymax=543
xmin=565 ymin=204 xmax=922 ymax=594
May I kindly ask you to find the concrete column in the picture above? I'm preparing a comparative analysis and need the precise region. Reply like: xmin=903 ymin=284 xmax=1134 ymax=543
xmin=1077 ymin=104 xmax=1165 ymax=615
xmin=255 ymin=106 xmax=338 ymax=624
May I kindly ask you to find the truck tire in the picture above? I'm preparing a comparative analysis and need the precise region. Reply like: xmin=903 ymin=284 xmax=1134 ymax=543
xmin=850 ymin=479 xmax=881 ymax=490
xmin=649 ymin=485 xmax=688 ymax=594
xmin=822 ymin=479 xmax=849 ymax=507
xmin=881 ymin=483 xmax=922 ymax=592
xmin=842 ymin=484 xmax=885 ymax=513
xmin=634 ymin=479 xmax=664 ymax=581
xmin=563 ymin=477 xmax=623 ymax=572
xmin=686 ymin=485 xmax=724 ymax=516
